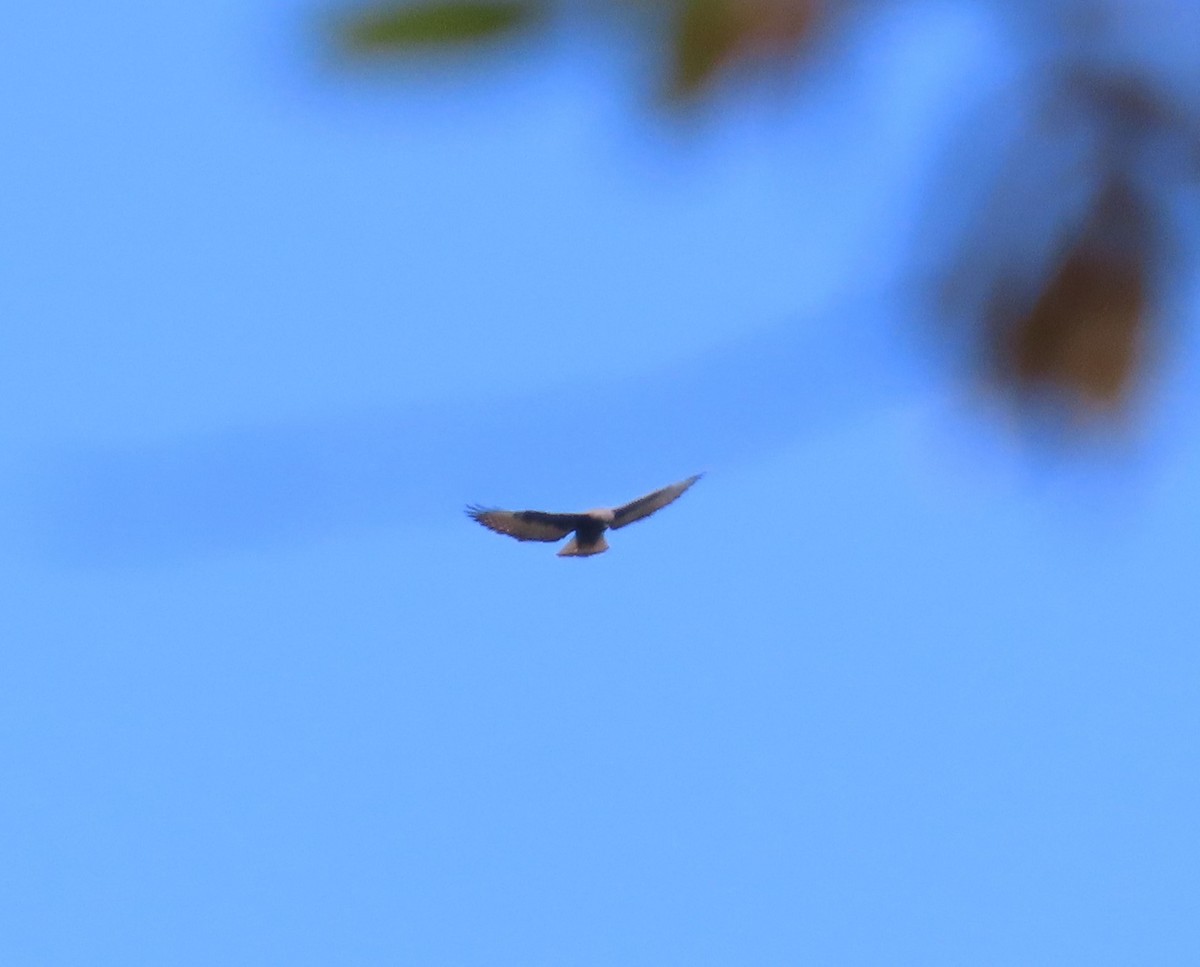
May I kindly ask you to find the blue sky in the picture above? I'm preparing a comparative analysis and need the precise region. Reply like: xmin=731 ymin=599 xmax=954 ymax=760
xmin=4 ymin=1 xmax=1200 ymax=964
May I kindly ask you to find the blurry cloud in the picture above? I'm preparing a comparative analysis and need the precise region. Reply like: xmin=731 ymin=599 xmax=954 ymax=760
xmin=18 ymin=302 xmax=912 ymax=567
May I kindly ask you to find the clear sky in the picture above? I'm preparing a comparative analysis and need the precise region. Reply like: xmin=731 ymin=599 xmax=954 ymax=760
xmin=4 ymin=1 xmax=1200 ymax=964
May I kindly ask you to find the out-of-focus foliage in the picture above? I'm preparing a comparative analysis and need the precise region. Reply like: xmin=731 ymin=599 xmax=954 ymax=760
xmin=338 ymin=0 xmax=541 ymax=53
xmin=336 ymin=0 xmax=830 ymax=91
xmin=666 ymin=0 xmax=824 ymax=98
xmin=940 ymin=62 xmax=1198 ymax=418
xmin=332 ymin=0 xmax=1200 ymax=424
xmin=987 ymin=180 xmax=1150 ymax=411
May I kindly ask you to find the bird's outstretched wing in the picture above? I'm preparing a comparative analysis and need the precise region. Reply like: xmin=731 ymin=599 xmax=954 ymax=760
xmin=611 ymin=474 xmax=703 ymax=530
xmin=466 ymin=506 xmax=583 ymax=542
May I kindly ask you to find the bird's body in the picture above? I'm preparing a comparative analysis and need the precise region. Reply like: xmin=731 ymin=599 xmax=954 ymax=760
xmin=466 ymin=475 xmax=701 ymax=557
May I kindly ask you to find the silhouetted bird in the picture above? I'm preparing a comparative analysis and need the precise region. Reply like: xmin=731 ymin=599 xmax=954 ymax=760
xmin=466 ymin=474 xmax=703 ymax=557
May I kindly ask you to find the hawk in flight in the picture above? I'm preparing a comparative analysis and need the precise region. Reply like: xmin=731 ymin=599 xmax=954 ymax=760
xmin=466 ymin=474 xmax=703 ymax=557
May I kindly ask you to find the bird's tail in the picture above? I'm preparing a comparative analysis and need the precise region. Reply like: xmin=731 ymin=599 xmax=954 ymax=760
xmin=557 ymin=534 xmax=609 ymax=557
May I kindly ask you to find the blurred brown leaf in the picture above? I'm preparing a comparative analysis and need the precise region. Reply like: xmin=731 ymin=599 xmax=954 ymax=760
xmin=989 ymin=181 xmax=1151 ymax=411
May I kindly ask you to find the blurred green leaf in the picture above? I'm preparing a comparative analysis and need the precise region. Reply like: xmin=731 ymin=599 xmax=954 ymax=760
xmin=340 ymin=0 xmax=541 ymax=53
xmin=669 ymin=0 xmax=742 ymax=99
xmin=666 ymin=0 xmax=825 ymax=102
